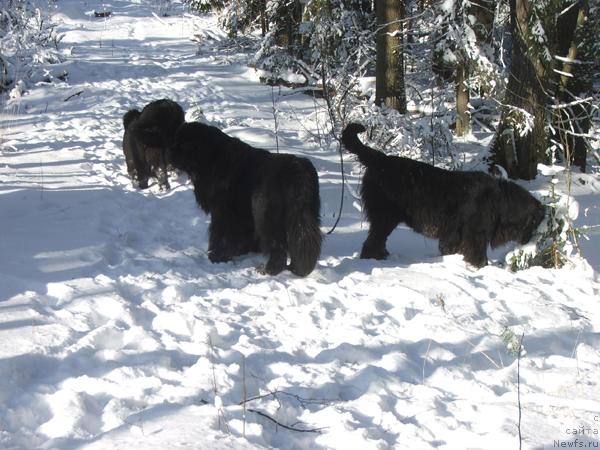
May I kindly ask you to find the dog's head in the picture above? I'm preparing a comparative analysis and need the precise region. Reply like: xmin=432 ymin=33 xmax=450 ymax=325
xmin=492 ymin=181 xmax=546 ymax=248
xmin=123 ymin=109 xmax=141 ymax=130
xmin=169 ymin=122 xmax=222 ymax=173
xmin=129 ymin=99 xmax=185 ymax=158
xmin=139 ymin=99 xmax=185 ymax=136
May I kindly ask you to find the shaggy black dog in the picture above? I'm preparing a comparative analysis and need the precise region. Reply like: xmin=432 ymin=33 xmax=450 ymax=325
xmin=122 ymin=99 xmax=185 ymax=190
xmin=341 ymin=123 xmax=545 ymax=268
xmin=170 ymin=122 xmax=322 ymax=276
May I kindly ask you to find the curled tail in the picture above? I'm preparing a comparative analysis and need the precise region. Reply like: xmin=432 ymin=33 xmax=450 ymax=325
xmin=286 ymin=159 xmax=322 ymax=277
xmin=123 ymin=109 xmax=141 ymax=130
xmin=341 ymin=123 xmax=384 ymax=167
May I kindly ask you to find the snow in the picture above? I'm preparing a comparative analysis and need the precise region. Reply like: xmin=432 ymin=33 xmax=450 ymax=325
xmin=1 ymin=1 xmax=600 ymax=449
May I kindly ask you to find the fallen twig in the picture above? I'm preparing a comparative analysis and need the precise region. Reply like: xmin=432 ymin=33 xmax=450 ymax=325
xmin=238 ymin=389 xmax=334 ymax=408
xmin=64 ymin=90 xmax=83 ymax=101
xmin=247 ymin=408 xmax=327 ymax=434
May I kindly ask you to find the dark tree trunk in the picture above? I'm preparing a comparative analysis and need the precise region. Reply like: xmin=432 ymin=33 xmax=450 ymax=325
xmin=470 ymin=0 xmax=495 ymax=37
xmin=431 ymin=23 xmax=453 ymax=82
xmin=493 ymin=0 xmax=594 ymax=179
xmin=260 ymin=0 xmax=267 ymax=37
xmin=375 ymin=0 xmax=407 ymax=113
xmin=275 ymin=0 xmax=302 ymax=58
xmin=455 ymin=63 xmax=470 ymax=136
xmin=555 ymin=0 xmax=592 ymax=172
xmin=493 ymin=0 xmax=552 ymax=180
xmin=453 ymin=0 xmax=494 ymax=136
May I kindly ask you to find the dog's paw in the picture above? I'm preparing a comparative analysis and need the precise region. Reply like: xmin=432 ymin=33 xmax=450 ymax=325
xmin=264 ymin=263 xmax=285 ymax=276
xmin=256 ymin=261 xmax=285 ymax=276
xmin=360 ymin=248 xmax=390 ymax=260
xmin=208 ymin=251 xmax=232 ymax=263
xmin=264 ymin=251 xmax=286 ymax=275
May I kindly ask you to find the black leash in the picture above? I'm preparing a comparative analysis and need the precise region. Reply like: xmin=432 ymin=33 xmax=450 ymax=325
xmin=326 ymin=139 xmax=345 ymax=235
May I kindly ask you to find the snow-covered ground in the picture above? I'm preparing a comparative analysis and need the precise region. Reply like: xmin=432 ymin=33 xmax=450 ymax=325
xmin=1 ymin=1 xmax=599 ymax=449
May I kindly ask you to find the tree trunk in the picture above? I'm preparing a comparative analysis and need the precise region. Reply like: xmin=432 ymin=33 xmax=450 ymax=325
xmin=275 ymin=0 xmax=301 ymax=57
xmin=492 ymin=0 xmax=551 ymax=180
xmin=260 ymin=0 xmax=267 ymax=37
xmin=493 ymin=0 xmax=594 ymax=179
xmin=455 ymin=63 xmax=470 ymax=136
xmin=555 ymin=0 xmax=592 ymax=172
xmin=375 ymin=0 xmax=407 ymax=113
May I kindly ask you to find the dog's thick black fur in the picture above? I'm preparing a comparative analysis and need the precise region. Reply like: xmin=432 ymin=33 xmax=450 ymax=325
xmin=170 ymin=122 xmax=322 ymax=276
xmin=122 ymin=99 xmax=185 ymax=190
xmin=342 ymin=123 xmax=545 ymax=268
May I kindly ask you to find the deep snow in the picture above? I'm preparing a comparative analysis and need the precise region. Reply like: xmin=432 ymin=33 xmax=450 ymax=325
xmin=1 ymin=1 xmax=599 ymax=449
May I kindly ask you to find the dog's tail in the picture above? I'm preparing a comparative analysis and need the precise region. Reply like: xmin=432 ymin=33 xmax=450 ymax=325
xmin=341 ymin=123 xmax=384 ymax=166
xmin=123 ymin=109 xmax=141 ymax=130
xmin=285 ymin=159 xmax=322 ymax=277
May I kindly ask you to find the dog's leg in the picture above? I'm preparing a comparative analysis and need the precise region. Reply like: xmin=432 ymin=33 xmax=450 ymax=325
xmin=252 ymin=194 xmax=287 ymax=275
xmin=156 ymin=149 xmax=170 ymax=191
xmin=207 ymin=205 xmax=256 ymax=263
xmin=460 ymin=231 xmax=488 ymax=268
xmin=124 ymin=147 xmax=137 ymax=182
xmin=264 ymin=246 xmax=287 ymax=275
xmin=359 ymin=173 xmax=402 ymax=259
xmin=438 ymin=226 xmax=461 ymax=257
xmin=126 ymin=136 xmax=148 ymax=189
xmin=262 ymin=218 xmax=287 ymax=275
xmin=144 ymin=147 xmax=170 ymax=191
xmin=126 ymin=164 xmax=138 ymax=187
xmin=207 ymin=208 xmax=241 ymax=263
xmin=360 ymin=215 xmax=398 ymax=259
xmin=134 ymin=144 xmax=150 ymax=189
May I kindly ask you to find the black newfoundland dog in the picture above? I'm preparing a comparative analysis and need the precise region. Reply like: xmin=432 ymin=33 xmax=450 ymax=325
xmin=170 ymin=122 xmax=322 ymax=276
xmin=342 ymin=123 xmax=545 ymax=268
xmin=122 ymin=99 xmax=185 ymax=190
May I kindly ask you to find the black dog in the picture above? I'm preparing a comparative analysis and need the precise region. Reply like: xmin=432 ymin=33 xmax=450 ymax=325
xmin=122 ymin=99 xmax=185 ymax=190
xmin=342 ymin=123 xmax=545 ymax=268
xmin=170 ymin=122 xmax=322 ymax=276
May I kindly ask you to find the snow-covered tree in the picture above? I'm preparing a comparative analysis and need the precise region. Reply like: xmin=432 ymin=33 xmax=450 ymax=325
xmin=375 ymin=0 xmax=407 ymax=113
xmin=432 ymin=0 xmax=504 ymax=136
xmin=0 ymin=0 xmax=64 ymax=95
xmin=0 ymin=0 xmax=63 ymax=94
xmin=493 ymin=0 xmax=598 ymax=179
xmin=253 ymin=0 xmax=375 ymax=124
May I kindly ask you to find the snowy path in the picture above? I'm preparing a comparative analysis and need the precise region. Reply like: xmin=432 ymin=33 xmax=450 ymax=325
xmin=1 ymin=2 xmax=600 ymax=449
